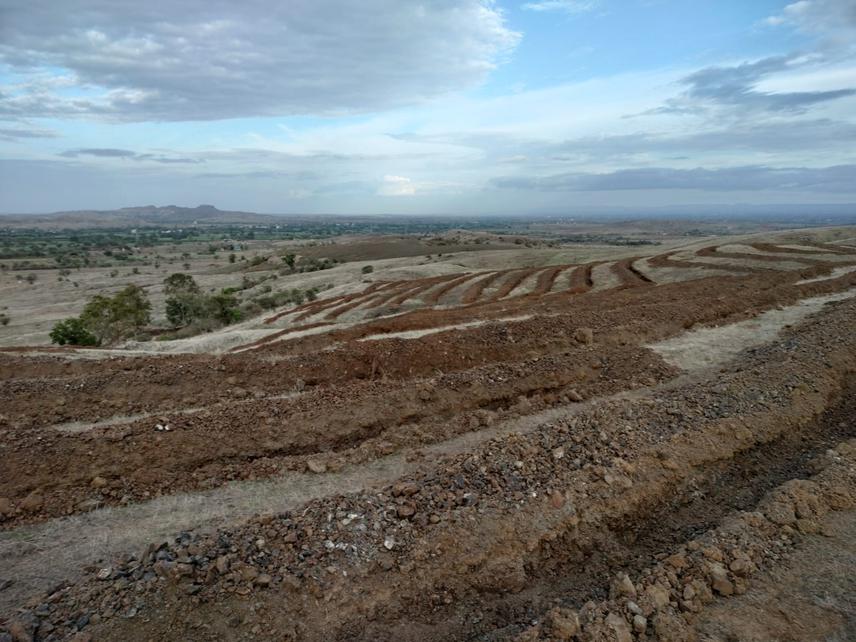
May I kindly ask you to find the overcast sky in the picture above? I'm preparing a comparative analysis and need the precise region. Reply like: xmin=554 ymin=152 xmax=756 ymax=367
xmin=1 ymin=0 xmax=856 ymax=214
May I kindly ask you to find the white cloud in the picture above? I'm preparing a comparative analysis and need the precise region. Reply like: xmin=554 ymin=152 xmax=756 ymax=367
xmin=765 ymin=0 xmax=856 ymax=45
xmin=756 ymin=63 xmax=856 ymax=94
xmin=378 ymin=175 xmax=417 ymax=196
xmin=0 ymin=0 xmax=520 ymax=122
xmin=522 ymin=0 xmax=598 ymax=13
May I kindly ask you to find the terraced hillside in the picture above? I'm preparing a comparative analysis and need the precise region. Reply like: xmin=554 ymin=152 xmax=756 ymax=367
xmin=1 ymin=228 xmax=856 ymax=641
xmin=233 ymin=239 xmax=852 ymax=344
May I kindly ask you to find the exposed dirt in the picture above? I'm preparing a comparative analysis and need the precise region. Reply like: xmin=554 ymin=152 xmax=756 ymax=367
xmin=693 ymin=509 xmax=856 ymax=641
xmin=1 ymin=232 xmax=856 ymax=641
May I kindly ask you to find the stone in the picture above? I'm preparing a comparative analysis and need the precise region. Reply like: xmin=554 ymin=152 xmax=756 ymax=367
xmin=90 ymin=476 xmax=108 ymax=488
xmin=702 ymin=546 xmax=723 ymax=562
xmin=70 ymin=633 xmax=93 ymax=642
xmin=0 ymin=497 xmax=12 ymax=516
xmin=547 ymin=608 xmax=580 ymax=640
xmin=216 ymin=556 xmax=230 ymax=574
xmin=665 ymin=552 xmax=688 ymax=570
xmin=765 ymin=501 xmax=796 ymax=526
xmin=392 ymin=482 xmax=420 ymax=497
xmin=396 ymin=504 xmax=416 ymax=519
xmin=728 ymin=557 xmax=751 ymax=577
xmin=549 ymin=490 xmax=565 ymax=509
xmin=306 ymin=460 xmax=327 ymax=474
xmin=255 ymin=574 xmax=272 ymax=587
xmin=19 ymin=491 xmax=43 ymax=513
xmin=75 ymin=499 xmax=102 ymax=512
xmin=633 ymin=614 xmax=648 ymax=634
xmin=96 ymin=567 xmax=113 ymax=581
xmin=646 ymin=583 xmax=671 ymax=610
xmin=709 ymin=563 xmax=734 ymax=596
xmin=605 ymin=612 xmax=633 ymax=642
xmin=567 ymin=389 xmax=584 ymax=403
xmin=615 ymin=573 xmax=637 ymax=598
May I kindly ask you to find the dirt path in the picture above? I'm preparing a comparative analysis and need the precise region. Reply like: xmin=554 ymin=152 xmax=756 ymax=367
xmin=648 ymin=288 xmax=856 ymax=371
xmin=797 ymin=264 xmax=856 ymax=284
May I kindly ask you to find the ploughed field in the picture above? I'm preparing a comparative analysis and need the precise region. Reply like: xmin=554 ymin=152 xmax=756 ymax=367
xmin=2 ymin=230 xmax=856 ymax=641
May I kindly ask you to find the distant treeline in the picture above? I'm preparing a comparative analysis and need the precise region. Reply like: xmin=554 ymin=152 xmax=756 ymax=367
xmin=557 ymin=235 xmax=661 ymax=246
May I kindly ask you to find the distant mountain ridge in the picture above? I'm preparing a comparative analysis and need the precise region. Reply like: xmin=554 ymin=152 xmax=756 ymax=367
xmin=0 ymin=205 xmax=280 ymax=229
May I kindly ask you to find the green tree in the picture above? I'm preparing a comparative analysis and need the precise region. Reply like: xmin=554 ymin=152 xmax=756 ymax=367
xmin=79 ymin=295 xmax=114 ymax=344
xmin=163 ymin=274 xmax=204 ymax=327
xmin=77 ymin=285 xmax=151 ymax=344
xmin=205 ymin=292 xmax=242 ymax=325
xmin=163 ymin=273 xmax=200 ymax=297
xmin=165 ymin=297 xmax=200 ymax=327
xmin=282 ymin=253 xmax=296 ymax=269
xmin=49 ymin=318 xmax=98 ymax=346
xmin=109 ymin=285 xmax=151 ymax=337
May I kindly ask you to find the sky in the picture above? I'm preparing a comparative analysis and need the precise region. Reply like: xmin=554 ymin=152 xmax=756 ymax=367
xmin=1 ymin=0 xmax=855 ymax=215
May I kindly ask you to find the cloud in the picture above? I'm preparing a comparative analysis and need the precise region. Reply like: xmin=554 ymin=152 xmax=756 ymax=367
xmin=549 ymin=118 xmax=856 ymax=160
xmin=0 ymin=0 xmax=520 ymax=122
xmin=765 ymin=0 xmax=856 ymax=45
xmin=59 ymin=148 xmax=202 ymax=164
xmin=390 ymin=115 xmax=856 ymax=170
xmin=522 ymin=0 xmax=597 ymax=13
xmin=490 ymin=164 xmax=856 ymax=192
xmin=0 ymin=126 xmax=59 ymax=141
xmin=194 ymin=170 xmax=318 ymax=181
xmin=655 ymin=55 xmax=856 ymax=115
xmin=378 ymin=175 xmax=417 ymax=196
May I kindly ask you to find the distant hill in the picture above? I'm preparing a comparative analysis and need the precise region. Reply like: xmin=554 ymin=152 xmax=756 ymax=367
xmin=0 ymin=205 xmax=281 ymax=229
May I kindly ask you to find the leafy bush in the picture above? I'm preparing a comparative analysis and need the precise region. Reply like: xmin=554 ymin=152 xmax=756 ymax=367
xmin=206 ymin=292 xmax=242 ymax=324
xmin=163 ymin=273 xmax=205 ymax=327
xmin=162 ymin=273 xmax=242 ymax=330
xmin=49 ymin=318 xmax=98 ymax=346
xmin=51 ymin=284 xmax=151 ymax=346
xmin=164 ymin=273 xmax=200 ymax=296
